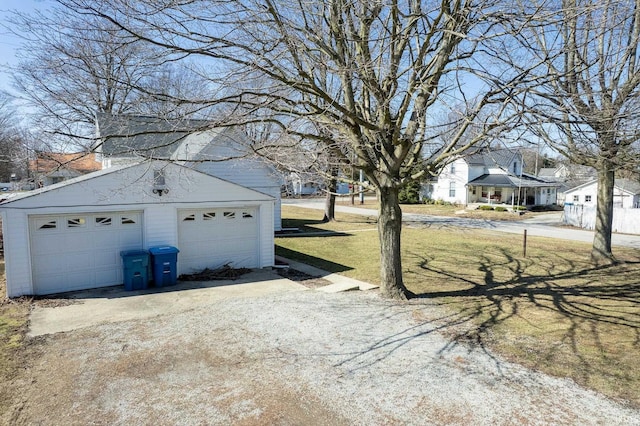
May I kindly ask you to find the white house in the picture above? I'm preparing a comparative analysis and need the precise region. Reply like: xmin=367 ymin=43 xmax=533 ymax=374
xmin=0 ymin=161 xmax=275 ymax=297
xmin=426 ymin=148 xmax=559 ymax=206
xmin=95 ymin=113 xmax=283 ymax=230
xmin=564 ymin=178 xmax=640 ymax=208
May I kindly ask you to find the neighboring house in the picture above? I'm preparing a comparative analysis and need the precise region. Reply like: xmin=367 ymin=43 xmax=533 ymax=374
xmin=538 ymin=164 xmax=596 ymax=204
xmin=29 ymin=152 xmax=102 ymax=187
xmin=95 ymin=113 xmax=283 ymax=230
xmin=0 ymin=161 xmax=275 ymax=297
xmin=426 ymin=148 xmax=559 ymax=206
xmin=564 ymin=178 xmax=640 ymax=208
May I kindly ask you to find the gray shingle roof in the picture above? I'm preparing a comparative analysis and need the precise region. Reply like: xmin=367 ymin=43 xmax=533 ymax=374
xmin=464 ymin=148 xmax=519 ymax=169
xmin=96 ymin=113 xmax=212 ymax=158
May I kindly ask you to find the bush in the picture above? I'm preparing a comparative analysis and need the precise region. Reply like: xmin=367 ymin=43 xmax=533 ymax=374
xmin=495 ymin=206 xmax=508 ymax=212
xmin=478 ymin=205 xmax=494 ymax=211
xmin=513 ymin=206 xmax=527 ymax=211
xmin=398 ymin=180 xmax=422 ymax=204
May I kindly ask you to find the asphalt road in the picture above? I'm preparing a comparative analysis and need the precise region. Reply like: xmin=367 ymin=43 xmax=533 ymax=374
xmin=283 ymin=199 xmax=640 ymax=249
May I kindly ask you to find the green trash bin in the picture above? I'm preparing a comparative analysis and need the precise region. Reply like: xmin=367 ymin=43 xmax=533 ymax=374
xmin=149 ymin=246 xmax=180 ymax=287
xmin=120 ymin=250 xmax=150 ymax=291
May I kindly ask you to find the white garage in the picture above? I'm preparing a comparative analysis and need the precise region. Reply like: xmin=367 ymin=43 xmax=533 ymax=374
xmin=0 ymin=161 xmax=275 ymax=297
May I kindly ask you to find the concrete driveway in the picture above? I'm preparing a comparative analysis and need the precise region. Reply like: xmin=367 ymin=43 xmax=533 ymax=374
xmin=29 ymin=268 xmax=308 ymax=337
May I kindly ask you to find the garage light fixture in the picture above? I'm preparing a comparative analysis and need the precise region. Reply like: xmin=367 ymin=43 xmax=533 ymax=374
xmin=153 ymin=170 xmax=169 ymax=196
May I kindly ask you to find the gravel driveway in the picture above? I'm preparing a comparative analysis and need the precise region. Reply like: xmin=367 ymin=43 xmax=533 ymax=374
xmin=5 ymin=289 xmax=639 ymax=425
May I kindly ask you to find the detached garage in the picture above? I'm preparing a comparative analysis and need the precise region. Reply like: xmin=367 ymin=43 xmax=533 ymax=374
xmin=0 ymin=160 xmax=275 ymax=297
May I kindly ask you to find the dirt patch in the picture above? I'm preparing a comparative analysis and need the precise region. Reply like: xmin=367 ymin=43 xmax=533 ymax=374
xmin=276 ymin=267 xmax=333 ymax=289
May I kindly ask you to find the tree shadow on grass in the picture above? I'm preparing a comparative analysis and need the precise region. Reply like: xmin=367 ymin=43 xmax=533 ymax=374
xmin=405 ymin=248 xmax=640 ymax=404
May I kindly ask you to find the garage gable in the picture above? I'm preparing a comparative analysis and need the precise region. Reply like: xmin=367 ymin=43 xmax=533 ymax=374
xmin=1 ymin=160 xmax=274 ymax=210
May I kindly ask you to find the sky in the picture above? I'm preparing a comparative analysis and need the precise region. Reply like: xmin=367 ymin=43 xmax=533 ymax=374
xmin=0 ymin=0 xmax=50 ymax=95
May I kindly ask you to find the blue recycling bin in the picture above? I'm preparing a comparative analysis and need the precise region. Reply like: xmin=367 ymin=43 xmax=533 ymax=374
xmin=149 ymin=246 xmax=180 ymax=287
xmin=120 ymin=249 xmax=150 ymax=291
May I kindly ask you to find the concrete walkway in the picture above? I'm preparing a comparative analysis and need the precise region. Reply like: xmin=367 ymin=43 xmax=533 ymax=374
xmin=28 ymin=269 xmax=308 ymax=337
xmin=284 ymin=199 xmax=640 ymax=249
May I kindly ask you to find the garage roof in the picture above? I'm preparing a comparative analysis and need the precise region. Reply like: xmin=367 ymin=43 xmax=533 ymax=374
xmin=0 ymin=160 xmax=274 ymax=210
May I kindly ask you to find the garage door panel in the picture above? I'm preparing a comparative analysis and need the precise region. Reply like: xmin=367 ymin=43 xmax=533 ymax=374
xmin=178 ymin=208 xmax=259 ymax=274
xmin=30 ymin=211 xmax=143 ymax=295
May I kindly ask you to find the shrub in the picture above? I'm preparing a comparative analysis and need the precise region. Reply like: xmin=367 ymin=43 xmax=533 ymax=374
xmin=495 ymin=206 xmax=508 ymax=212
xmin=398 ymin=180 xmax=423 ymax=204
xmin=478 ymin=205 xmax=494 ymax=211
xmin=513 ymin=206 xmax=527 ymax=211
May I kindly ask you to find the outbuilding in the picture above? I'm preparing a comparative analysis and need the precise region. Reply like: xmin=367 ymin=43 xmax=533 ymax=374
xmin=0 ymin=160 xmax=275 ymax=297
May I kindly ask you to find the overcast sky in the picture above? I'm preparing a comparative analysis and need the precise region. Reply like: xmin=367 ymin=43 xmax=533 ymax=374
xmin=0 ymin=0 xmax=50 ymax=95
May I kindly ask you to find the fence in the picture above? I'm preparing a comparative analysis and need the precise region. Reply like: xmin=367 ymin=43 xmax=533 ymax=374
xmin=563 ymin=204 xmax=640 ymax=235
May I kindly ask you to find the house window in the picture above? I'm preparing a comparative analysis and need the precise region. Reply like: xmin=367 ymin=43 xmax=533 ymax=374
xmin=449 ymin=182 xmax=456 ymax=197
xmin=481 ymin=188 xmax=488 ymax=198
xmin=450 ymin=163 xmax=456 ymax=174
xmin=513 ymin=162 xmax=518 ymax=174
xmin=573 ymin=195 xmax=579 ymax=202
xmin=585 ymin=195 xmax=592 ymax=202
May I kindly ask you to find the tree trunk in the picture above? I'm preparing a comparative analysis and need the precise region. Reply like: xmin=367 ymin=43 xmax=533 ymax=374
xmin=377 ymin=185 xmax=410 ymax=300
xmin=322 ymin=167 xmax=338 ymax=222
xmin=591 ymin=166 xmax=615 ymax=263
xmin=322 ymin=192 xmax=336 ymax=222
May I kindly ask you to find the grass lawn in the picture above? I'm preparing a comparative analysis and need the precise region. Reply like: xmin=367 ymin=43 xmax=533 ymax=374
xmin=277 ymin=205 xmax=640 ymax=407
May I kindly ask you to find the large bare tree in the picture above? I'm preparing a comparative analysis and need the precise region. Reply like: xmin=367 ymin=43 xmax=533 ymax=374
xmin=503 ymin=0 xmax=640 ymax=262
xmin=58 ymin=0 xmax=520 ymax=299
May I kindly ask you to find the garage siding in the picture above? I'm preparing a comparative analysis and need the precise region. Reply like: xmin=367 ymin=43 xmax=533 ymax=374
xmin=2 ymin=212 xmax=32 ymax=297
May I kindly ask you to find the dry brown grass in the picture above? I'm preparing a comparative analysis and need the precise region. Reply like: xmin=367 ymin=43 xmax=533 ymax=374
xmin=0 ymin=258 xmax=33 ymax=416
xmin=277 ymin=205 xmax=640 ymax=407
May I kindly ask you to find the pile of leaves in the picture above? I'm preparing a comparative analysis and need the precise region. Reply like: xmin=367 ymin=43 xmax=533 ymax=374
xmin=178 ymin=264 xmax=251 ymax=281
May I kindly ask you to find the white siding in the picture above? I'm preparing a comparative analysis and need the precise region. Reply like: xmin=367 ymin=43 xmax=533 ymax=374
xmin=431 ymin=159 xmax=470 ymax=204
xmin=2 ymin=211 xmax=32 ymax=297
xmin=144 ymin=206 xmax=178 ymax=248
xmin=565 ymin=182 xmax=597 ymax=206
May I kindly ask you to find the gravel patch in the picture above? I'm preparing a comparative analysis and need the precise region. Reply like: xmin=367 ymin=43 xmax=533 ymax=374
xmin=5 ymin=290 xmax=639 ymax=425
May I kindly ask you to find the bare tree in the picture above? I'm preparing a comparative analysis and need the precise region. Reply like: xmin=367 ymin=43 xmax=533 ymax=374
xmin=501 ymin=0 xmax=640 ymax=263
xmin=5 ymin=5 xmax=209 ymax=150
xmin=0 ymin=92 xmax=27 ymax=183
xmin=57 ymin=0 xmax=520 ymax=299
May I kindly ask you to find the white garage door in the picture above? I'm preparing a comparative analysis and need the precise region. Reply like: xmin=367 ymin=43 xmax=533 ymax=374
xmin=178 ymin=207 xmax=259 ymax=274
xmin=29 ymin=212 xmax=143 ymax=295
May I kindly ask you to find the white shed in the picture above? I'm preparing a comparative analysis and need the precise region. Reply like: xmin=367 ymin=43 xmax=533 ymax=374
xmin=0 ymin=161 xmax=275 ymax=297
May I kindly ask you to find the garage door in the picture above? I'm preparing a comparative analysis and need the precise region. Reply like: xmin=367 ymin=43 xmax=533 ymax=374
xmin=29 ymin=212 xmax=143 ymax=295
xmin=178 ymin=207 xmax=259 ymax=274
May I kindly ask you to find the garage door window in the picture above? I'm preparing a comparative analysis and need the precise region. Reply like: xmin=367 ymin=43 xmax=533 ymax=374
xmin=242 ymin=212 xmax=253 ymax=219
xmin=223 ymin=211 xmax=235 ymax=219
xmin=38 ymin=220 xmax=57 ymax=230
xmin=203 ymin=212 xmax=216 ymax=220
xmin=121 ymin=216 xmax=137 ymax=224
xmin=183 ymin=214 xmax=195 ymax=222
xmin=67 ymin=218 xmax=86 ymax=228
xmin=95 ymin=217 xmax=112 ymax=226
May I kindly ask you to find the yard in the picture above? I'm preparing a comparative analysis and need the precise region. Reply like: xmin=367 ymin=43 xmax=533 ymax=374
xmin=276 ymin=205 xmax=640 ymax=407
